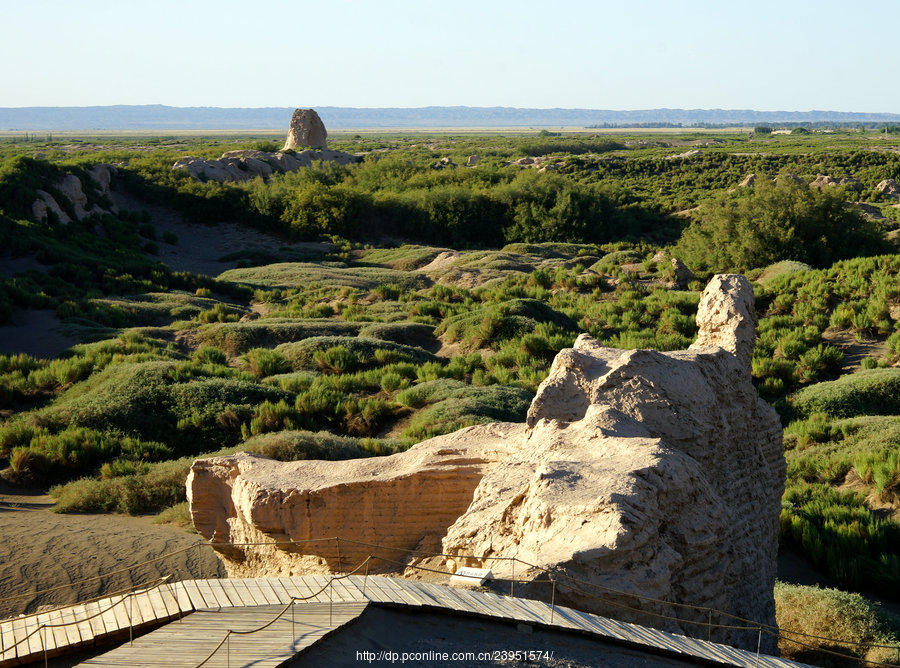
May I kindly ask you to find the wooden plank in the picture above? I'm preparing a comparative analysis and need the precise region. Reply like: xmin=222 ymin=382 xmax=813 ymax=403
xmin=215 ymin=579 xmax=244 ymax=607
xmin=359 ymin=575 xmax=396 ymax=604
xmin=253 ymin=578 xmax=284 ymax=605
xmin=446 ymin=587 xmax=497 ymax=617
xmin=139 ymin=589 xmax=164 ymax=623
xmin=133 ymin=592 xmax=156 ymax=627
xmin=375 ymin=577 xmax=420 ymax=606
xmin=498 ymin=596 xmax=546 ymax=624
xmin=332 ymin=576 xmax=367 ymax=604
xmin=82 ymin=600 xmax=108 ymax=640
xmin=96 ymin=596 xmax=121 ymax=637
xmin=351 ymin=575 xmax=391 ymax=603
xmin=476 ymin=591 xmax=528 ymax=621
xmin=7 ymin=615 xmax=27 ymax=660
xmin=285 ymin=575 xmax=321 ymax=602
xmin=198 ymin=579 xmax=230 ymax=609
xmin=106 ymin=594 xmax=131 ymax=634
xmin=418 ymin=582 xmax=467 ymax=613
xmin=179 ymin=580 xmax=209 ymax=610
xmin=407 ymin=580 xmax=447 ymax=608
xmin=0 ymin=619 xmax=13 ymax=662
xmin=23 ymin=611 xmax=45 ymax=657
xmin=304 ymin=575 xmax=333 ymax=603
xmin=393 ymin=578 xmax=431 ymax=606
xmin=55 ymin=605 xmax=83 ymax=650
xmin=233 ymin=579 xmax=266 ymax=607
xmin=169 ymin=581 xmax=194 ymax=614
xmin=275 ymin=576 xmax=300 ymax=601
xmin=263 ymin=578 xmax=292 ymax=605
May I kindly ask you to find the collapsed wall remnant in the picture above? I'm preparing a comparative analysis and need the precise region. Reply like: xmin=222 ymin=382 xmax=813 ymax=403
xmin=283 ymin=108 xmax=328 ymax=150
xmin=173 ymin=148 xmax=357 ymax=183
xmin=31 ymin=164 xmax=119 ymax=224
xmin=188 ymin=274 xmax=784 ymax=653
xmin=172 ymin=108 xmax=355 ymax=183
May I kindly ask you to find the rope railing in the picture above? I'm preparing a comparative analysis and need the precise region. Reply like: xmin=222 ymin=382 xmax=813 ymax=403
xmin=3 ymin=534 xmax=899 ymax=667
xmin=193 ymin=555 xmax=375 ymax=668
xmin=0 ymin=575 xmax=172 ymax=666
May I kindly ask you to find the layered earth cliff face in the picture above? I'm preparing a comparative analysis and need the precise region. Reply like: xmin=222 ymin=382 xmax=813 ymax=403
xmin=188 ymin=274 xmax=784 ymax=653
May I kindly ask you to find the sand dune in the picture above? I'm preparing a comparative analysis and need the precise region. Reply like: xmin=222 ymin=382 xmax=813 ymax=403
xmin=0 ymin=481 xmax=224 ymax=619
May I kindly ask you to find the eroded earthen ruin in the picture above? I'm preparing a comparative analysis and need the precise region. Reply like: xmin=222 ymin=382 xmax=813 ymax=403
xmin=187 ymin=274 xmax=785 ymax=653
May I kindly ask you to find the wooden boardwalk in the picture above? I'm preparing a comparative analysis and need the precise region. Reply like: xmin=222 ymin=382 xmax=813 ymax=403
xmin=0 ymin=575 xmax=811 ymax=668
xmin=76 ymin=602 xmax=368 ymax=667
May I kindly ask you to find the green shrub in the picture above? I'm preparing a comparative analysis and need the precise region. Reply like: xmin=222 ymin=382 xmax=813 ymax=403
xmin=678 ymin=177 xmax=887 ymax=273
xmin=791 ymin=368 xmax=900 ymax=419
xmin=775 ymin=582 xmax=900 ymax=665
xmin=313 ymin=345 xmax=360 ymax=375
xmin=242 ymin=429 xmax=406 ymax=461
xmin=242 ymin=348 xmax=291 ymax=377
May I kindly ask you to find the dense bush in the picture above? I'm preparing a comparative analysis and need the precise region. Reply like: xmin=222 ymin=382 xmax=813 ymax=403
xmin=790 ymin=369 xmax=900 ymax=419
xmin=677 ymin=177 xmax=887 ymax=273
xmin=775 ymin=582 xmax=900 ymax=665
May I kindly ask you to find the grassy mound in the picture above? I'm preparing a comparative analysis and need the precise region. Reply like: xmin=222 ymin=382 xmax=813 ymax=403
xmin=396 ymin=378 xmax=532 ymax=440
xmin=753 ymin=260 xmax=813 ymax=285
xmin=354 ymin=245 xmax=450 ymax=271
xmin=218 ymin=262 xmax=430 ymax=291
xmin=10 ymin=362 xmax=292 ymax=465
xmin=277 ymin=336 xmax=438 ymax=370
xmin=436 ymin=298 xmax=577 ymax=350
xmin=196 ymin=318 xmax=365 ymax=355
xmin=790 ymin=368 xmax=900 ymax=419
xmin=358 ymin=322 xmax=438 ymax=349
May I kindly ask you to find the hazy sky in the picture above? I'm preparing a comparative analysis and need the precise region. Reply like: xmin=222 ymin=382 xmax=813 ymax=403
xmin=2 ymin=0 xmax=897 ymax=112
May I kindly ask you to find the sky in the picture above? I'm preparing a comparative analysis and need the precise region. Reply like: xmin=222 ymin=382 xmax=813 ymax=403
xmin=1 ymin=0 xmax=897 ymax=113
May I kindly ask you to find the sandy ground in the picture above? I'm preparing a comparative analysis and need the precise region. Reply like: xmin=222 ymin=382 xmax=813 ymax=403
xmin=109 ymin=190 xmax=330 ymax=278
xmin=822 ymin=326 xmax=891 ymax=372
xmin=0 ymin=478 xmax=224 ymax=620
xmin=0 ymin=308 xmax=82 ymax=358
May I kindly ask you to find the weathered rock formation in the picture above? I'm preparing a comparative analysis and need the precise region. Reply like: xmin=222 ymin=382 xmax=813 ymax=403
xmin=173 ymin=148 xmax=359 ymax=183
xmin=877 ymin=178 xmax=900 ymax=199
xmin=188 ymin=274 xmax=784 ymax=653
xmin=31 ymin=165 xmax=118 ymax=224
xmin=810 ymin=174 xmax=862 ymax=190
xmin=283 ymin=108 xmax=327 ymax=150
xmin=650 ymin=250 xmax=694 ymax=289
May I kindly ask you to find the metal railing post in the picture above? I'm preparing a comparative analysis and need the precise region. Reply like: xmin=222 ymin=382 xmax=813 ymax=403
xmin=42 ymin=625 xmax=47 ymax=668
xmin=550 ymin=576 xmax=556 ymax=624
xmin=363 ymin=558 xmax=369 ymax=597
xmin=129 ymin=593 xmax=134 ymax=645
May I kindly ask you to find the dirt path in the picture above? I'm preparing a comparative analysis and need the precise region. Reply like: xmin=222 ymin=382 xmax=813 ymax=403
xmin=0 ymin=480 xmax=224 ymax=619
xmin=821 ymin=327 xmax=890 ymax=373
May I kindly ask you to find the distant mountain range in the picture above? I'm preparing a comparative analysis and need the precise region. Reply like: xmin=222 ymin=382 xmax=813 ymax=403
xmin=1 ymin=105 xmax=899 ymax=130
